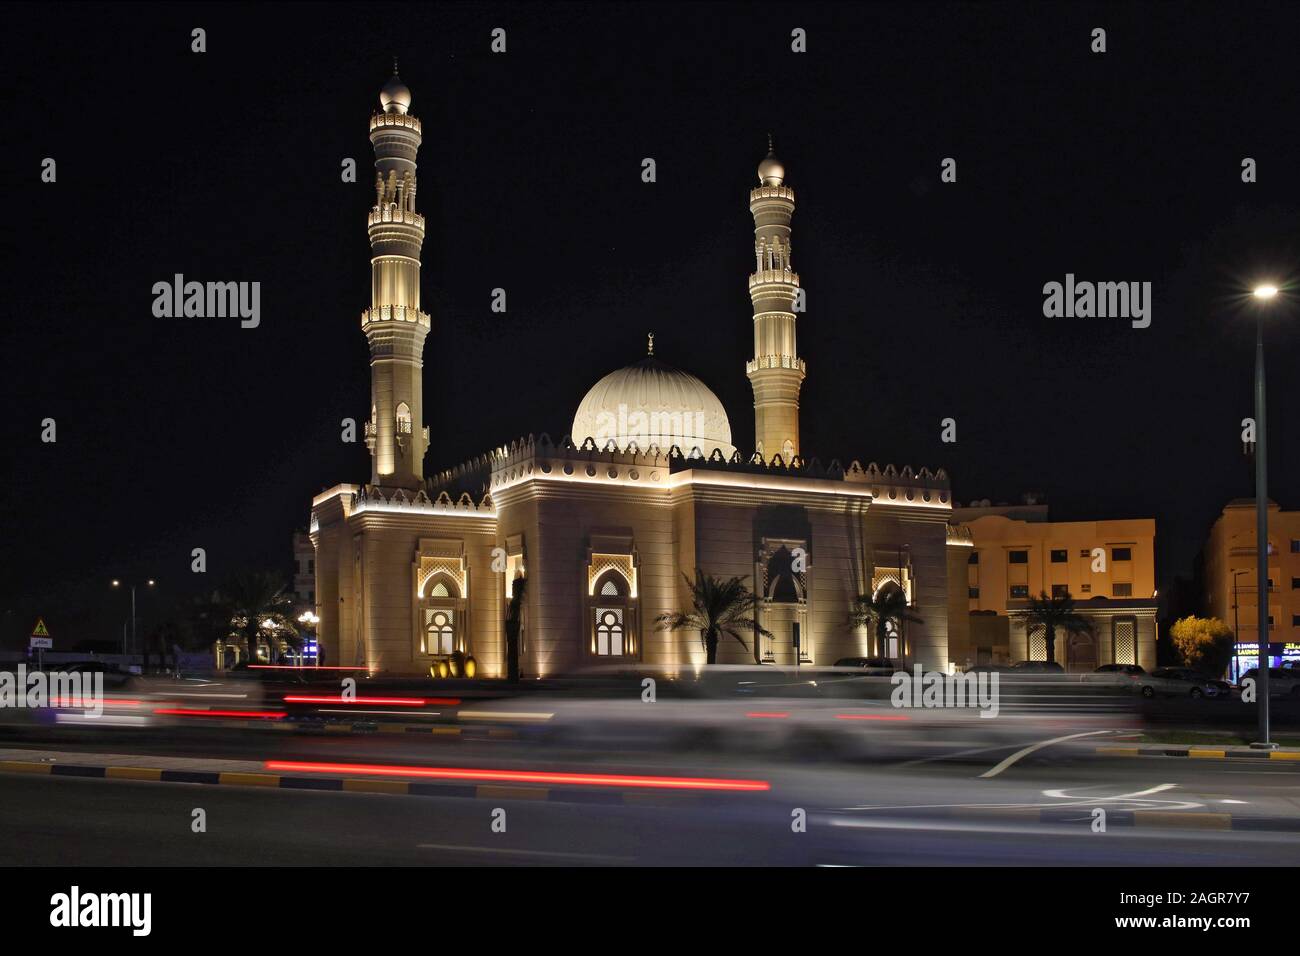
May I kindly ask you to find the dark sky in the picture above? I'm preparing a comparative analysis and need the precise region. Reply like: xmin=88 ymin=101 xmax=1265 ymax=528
xmin=3 ymin=1 xmax=1299 ymax=645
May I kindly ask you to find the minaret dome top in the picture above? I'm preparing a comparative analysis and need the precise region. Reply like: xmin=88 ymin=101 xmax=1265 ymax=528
xmin=757 ymin=133 xmax=785 ymax=186
xmin=379 ymin=69 xmax=412 ymax=115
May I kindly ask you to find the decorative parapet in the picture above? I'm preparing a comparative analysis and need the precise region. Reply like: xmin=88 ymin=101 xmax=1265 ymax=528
xmin=350 ymin=484 xmax=494 ymax=518
xmin=946 ymin=522 xmax=974 ymax=547
xmin=749 ymin=184 xmax=795 ymax=204
xmin=370 ymin=111 xmax=422 ymax=134
xmin=426 ymin=433 xmax=951 ymax=508
xmin=745 ymin=354 xmax=807 ymax=374
xmin=361 ymin=305 xmax=430 ymax=329
xmin=367 ymin=206 xmax=425 ymax=230
xmin=748 ymin=269 xmax=800 ymax=290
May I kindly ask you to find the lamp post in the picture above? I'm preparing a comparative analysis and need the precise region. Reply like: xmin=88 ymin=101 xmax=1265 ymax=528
xmin=110 ymin=578 xmax=155 ymax=659
xmin=1232 ymin=568 xmax=1249 ymax=684
xmin=1250 ymin=284 xmax=1277 ymax=747
xmin=298 ymin=611 xmax=320 ymax=667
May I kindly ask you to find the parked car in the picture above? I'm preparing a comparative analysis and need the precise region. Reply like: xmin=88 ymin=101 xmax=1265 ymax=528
xmin=832 ymin=657 xmax=900 ymax=675
xmin=1009 ymin=661 xmax=1064 ymax=673
xmin=1239 ymin=667 xmax=1300 ymax=698
xmin=1136 ymin=667 xmax=1229 ymax=699
xmin=1081 ymin=663 xmax=1147 ymax=686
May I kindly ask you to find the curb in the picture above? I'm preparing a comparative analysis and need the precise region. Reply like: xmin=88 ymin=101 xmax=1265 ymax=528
xmin=863 ymin=805 xmax=1300 ymax=832
xmin=0 ymin=758 xmax=714 ymax=807
xmin=1094 ymin=745 xmax=1300 ymax=761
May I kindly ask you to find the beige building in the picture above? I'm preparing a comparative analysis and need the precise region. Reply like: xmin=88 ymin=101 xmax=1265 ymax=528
xmin=311 ymin=73 xmax=959 ymax=678
xmin=1203 ymin=498 xmax=1300 ymax=678
xmin=949 ymin=499 xmax=1158 ymax=672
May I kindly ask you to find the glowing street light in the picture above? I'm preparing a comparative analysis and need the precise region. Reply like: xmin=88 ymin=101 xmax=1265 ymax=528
xmin=110 ymin=578 xmax=156 ymax=658
xmin=1248 ymin=283 xmax=1281 ymax=746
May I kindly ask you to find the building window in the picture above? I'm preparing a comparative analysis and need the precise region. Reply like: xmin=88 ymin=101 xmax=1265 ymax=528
xmin=1010 ymin=585 xmax=1029 ymax=599
xmin=1292 ymin=614 xmax=1300 ymax=627
xmin=1292 ymin=539 xmax=1300 ymax=553
xmin=1112 ymin=618 xmax=1137 ymax=665
xmin=765 ymin=546 xmax=805 ymax=604
xmin=969 ymin=587 xmax=980 ymax=599
xmin=395 ymin=402 xmax=412 ymax=434
xmin=1292 ymin=578 xmax=1300 ymax=590
xmin=418 ymin=572 xmax=465 ymax=658
xmin=1051 ymin=584 xmax=1069 ymax=598
xmin=425 ymin=609 xmax=455 ymax=656
xmin=1113 ymin=583 xmax=1132 ymax=597
xmin=1050 ymin=549 xmax=1067 ymax=563
xmin=1079 ymin=549 xmax=1091 ymax=558
xmin=968 ymin=551 xmax=979 ymax=565
xmin=1112 ymin=547 xmax=1132 ymax=562
xmin=307 ymin=559 xmax=314 ymax=573
xmin=1009 ymin=550 xmax=1029 ymax=564
xmin=590 ymin=569 xmax=634 ymax=658
xmin=1028 ymin=625 xmax=1046 ymax=660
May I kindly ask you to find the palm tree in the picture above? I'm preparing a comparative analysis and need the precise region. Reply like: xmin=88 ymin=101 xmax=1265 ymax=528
xmin=218 ymin=571 xmax=297 ymax=665
xmin=655 ymin=570 xmax=772 ymax=665
xmin=503 ymin=576 xmax=527 ymax=682
xmin=847 ymin=584 xmax=923 ymax=659
xmin=1022 ymin=591 xmax=1093 ymax=665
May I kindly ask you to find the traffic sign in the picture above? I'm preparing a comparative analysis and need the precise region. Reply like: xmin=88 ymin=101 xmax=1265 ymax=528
xmin=30 ymin=636 xmax=52 ymax=649
xmin=31 ymin=618 xmax=50 ymax=638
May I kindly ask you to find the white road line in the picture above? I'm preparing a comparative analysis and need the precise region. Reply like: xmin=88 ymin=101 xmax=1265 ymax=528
xmin=416 ymin=843 xmax=631 ymax=861
xmin=979 ymin=730 xmax=1115 ymax=779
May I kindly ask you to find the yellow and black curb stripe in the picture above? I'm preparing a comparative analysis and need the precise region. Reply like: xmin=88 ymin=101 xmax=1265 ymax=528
xmin=0 ymin=759 xmax=701 ymax=807
xmin=922 ymin=805 xmax=1300 ymax=832
xmin=1094 ymin=745 xmax=1300 ymax=762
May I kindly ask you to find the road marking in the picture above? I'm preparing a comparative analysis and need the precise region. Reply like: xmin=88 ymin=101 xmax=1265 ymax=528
xmin=979 ymin=730 xmax=1113 ymax=779
xmin=416 ymin=843 xmax=632 ymax=862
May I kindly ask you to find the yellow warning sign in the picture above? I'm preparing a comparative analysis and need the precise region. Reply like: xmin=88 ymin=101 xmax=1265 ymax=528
xmin=31 ymin=618 xmax=50 ymax=638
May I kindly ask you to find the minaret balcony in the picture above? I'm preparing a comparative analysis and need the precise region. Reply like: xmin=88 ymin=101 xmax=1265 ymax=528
xmin=748 ymin=269 xmax=801 ymax=290
xmin=370 ymin=111 xmax=423 ymax=134
xmin=749 ymin=184 xmax=796 ymax=204
xmin=360 ymin=305 xmax=431 ymax=329
xmin=368 ymin=206 xmax=426 ymax=231
xmin=746 ymin=355 xmax=807 ymax=374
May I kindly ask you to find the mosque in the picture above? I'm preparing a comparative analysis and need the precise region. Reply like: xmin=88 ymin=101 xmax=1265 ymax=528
xmin=308 ymin=70 xmax=974 ymax=678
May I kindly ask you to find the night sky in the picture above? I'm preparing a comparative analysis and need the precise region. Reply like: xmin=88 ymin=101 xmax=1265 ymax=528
xmin=3 ymin=1 xmax=1299 ymax=646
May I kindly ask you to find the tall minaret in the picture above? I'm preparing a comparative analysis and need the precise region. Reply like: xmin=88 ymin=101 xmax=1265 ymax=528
xmin=362 ymin=65 xmax=430 ymax=489
xmin=745 ymin=137 xmax=806 ymax=462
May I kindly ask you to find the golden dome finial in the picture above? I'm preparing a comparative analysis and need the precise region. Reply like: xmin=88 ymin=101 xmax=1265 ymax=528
xmin=647 ymin=331 xmax=655 ymax=356
xmin=758 ymin=133 xmax=785 ymax=186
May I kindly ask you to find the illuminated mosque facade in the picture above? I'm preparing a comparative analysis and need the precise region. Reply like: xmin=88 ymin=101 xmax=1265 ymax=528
xmin=308 ymin=71 xmax=978 ymax=678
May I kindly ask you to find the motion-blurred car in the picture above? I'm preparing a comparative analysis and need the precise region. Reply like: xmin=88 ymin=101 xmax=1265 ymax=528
xmin=832 ymin=657 xmax=900 ymax=675
xmin=62 ymin=660 xmax=135 ymax=689
xmin=1080 ymin=663 xmax=1146 ymax=687
xmin=1239 ymin=667 xmax=1300 ymax=698
xmin=1136 ymin=667 xmax=1228 ymax=699
xmin=1010 ymin=661 xmax=1064 ymax=673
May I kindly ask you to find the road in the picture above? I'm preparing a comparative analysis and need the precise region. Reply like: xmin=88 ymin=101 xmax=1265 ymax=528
xmin=2 ymin=722 xmax=1298 ymax=866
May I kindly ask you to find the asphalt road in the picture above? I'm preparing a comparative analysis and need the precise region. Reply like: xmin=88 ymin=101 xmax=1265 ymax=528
xmin=2 ymin=725 xmax=1298 ymax=866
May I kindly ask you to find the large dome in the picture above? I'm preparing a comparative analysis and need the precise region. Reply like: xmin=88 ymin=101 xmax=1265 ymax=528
xmin=571 ymin=356 xmax=734 ymax=459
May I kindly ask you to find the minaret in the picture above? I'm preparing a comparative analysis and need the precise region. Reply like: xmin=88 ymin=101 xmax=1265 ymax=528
xmin=362 ymin=64 xmax=430 ymax=489
xmin=745 ymin=136 xmax=806 ymax=463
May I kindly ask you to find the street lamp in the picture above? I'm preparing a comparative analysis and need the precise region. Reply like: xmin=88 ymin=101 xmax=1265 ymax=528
xmin=110 ymin=578 xmax=156 ymax=659
xmin=1249 ymin=284 xmax=1278 ymax=746
xmin=1232 ymin=568 xmax=1250 ymax=683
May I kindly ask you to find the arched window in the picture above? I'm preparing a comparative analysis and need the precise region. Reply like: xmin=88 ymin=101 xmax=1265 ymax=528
xmin=396 ymin=402 xmax=412 ymax=434
xmin=589 ymin=569 xmax=635 ymax=658
xmin=420 ymin=574 xmax=462 ymax=657
xmin=765 ymin=546 xmax=803 ymax=603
